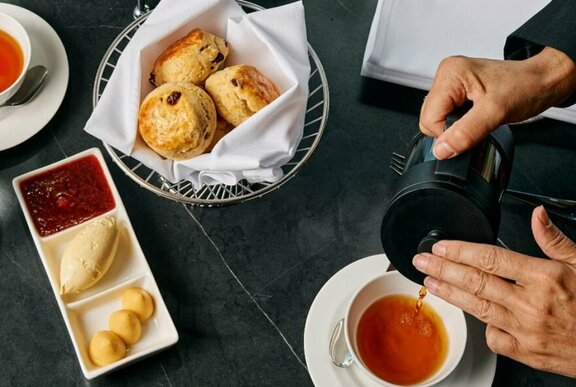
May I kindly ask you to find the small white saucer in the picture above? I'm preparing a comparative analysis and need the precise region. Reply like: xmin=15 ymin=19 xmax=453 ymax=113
xmin=304 ymin=254 xmax=497 ymax=386
xmin=0 ymin=3 xmax=69 ymax=151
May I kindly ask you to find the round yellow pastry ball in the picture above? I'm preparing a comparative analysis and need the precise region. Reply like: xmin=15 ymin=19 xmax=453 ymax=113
xmin=89 ymin=330 xmax=126 ymax=366
xmin=121 ymin=288 xmax=155 ymax=321
xmin=109 ymin=309 xmax=142 ymax=345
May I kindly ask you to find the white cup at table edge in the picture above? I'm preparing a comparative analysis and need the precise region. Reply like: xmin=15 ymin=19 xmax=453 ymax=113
xmin=0 ymin=11 xmax=32 ymax=105
xmin=329 ymin=270 xmax=467 ymax=386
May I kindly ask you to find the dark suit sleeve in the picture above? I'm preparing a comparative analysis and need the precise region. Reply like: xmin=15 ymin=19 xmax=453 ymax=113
xmin=504 ymin=0 xmax=576 ymax=63
xmin=504 ymin=0 xmax=576 ymax=107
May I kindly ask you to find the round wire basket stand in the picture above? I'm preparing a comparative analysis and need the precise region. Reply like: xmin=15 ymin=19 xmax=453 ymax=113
xmin=92 ymin=0 xmax=329 ymax=206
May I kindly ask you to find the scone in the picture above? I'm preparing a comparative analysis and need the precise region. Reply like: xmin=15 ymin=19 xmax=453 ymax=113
xmin=205 ymin=116 xmax=235 ymax=153
xmin=150 ymin=28 xmax=229 ymax=86
xmin=138 ymin=82 xmax=217 ymax=160
xmin=205 ymin=65 xmax=281 ymax=127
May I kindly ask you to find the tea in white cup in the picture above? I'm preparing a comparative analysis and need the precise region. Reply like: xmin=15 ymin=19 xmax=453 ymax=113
xmin=342 ymin=271 xmax=467 ymax=386
xmin=0 ymin=12 xmax=31 ymax=104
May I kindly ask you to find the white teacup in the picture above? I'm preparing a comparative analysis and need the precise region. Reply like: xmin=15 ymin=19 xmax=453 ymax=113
xmin=330 ymin=271 xmax=467 ymax=386
xmin=0 ymin=12 xmax=31 ymax=105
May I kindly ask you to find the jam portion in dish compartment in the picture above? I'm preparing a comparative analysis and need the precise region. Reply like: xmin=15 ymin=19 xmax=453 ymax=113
xmin=19 ymin=155 xmax=116 ymax=237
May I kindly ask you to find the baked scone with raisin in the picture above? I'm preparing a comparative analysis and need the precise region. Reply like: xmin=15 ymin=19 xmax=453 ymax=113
xmin=204 ymin=65 xmax=281 ymax=126
xmin=150 ymin=28 xmax=229 ymax=86
xmin=138 ymin=82 xmax=217 ymax=160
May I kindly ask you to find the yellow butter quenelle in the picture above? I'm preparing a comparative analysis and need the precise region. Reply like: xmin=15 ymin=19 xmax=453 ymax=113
xmin=121 ymin=288 xmax=155 ymax=321
xmin=59 ymin=216 xmax=120 ymax=295
xmin=89 ymin=331 xmax=126 ymax=366
xmin=109 ymin=310 xmax=142 ymax=345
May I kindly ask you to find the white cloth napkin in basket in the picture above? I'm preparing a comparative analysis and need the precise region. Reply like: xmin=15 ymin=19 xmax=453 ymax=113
xmin=85 ymin=0 xmax=310 ymax=189
xmin=361 ymin=0 xmax=576 ymax=124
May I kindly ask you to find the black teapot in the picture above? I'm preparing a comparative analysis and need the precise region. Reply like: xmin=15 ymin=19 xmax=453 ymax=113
xmin=381 ymin=123 xmax=514 ymax=284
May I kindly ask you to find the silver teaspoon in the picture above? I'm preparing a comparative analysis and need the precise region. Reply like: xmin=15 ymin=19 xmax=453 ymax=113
xmin=1 ymin=65 xmax=48 ymax=108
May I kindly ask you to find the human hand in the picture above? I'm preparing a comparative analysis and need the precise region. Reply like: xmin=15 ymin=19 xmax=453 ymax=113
xmin=420 ymin=47 xmax=576 ymax=159
xmin=412 ymin=206 xmax=576 ymax=378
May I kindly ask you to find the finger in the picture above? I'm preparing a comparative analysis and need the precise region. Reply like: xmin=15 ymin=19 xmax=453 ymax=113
xmin=422 ymin=275 xmax=514 ymax=329
xmin=413 ymin=252 xmax=518 ymax=308
xmin=532 ymin=206 xmax=576 ymax=264
xmin=485 ymin=324 xmax=552 ymax=374
xmin=485 ymin=324 xmax=521 ymax=358
xmin=433 ymin=102 xmax=500 ymax=159
xmin=419 ymin=90 xmax=454 ymax=138
xmin=419 ymin=66 xmax=467 ymax=138
xmin=431 ymin=240 xmax=545 ymax=284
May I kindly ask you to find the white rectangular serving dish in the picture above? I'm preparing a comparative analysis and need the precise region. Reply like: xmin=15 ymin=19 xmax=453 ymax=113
xmin=12 ymin=147 xmax=179 ymax=379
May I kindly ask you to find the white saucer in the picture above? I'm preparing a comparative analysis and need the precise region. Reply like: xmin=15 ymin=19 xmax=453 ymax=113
xmin=304 ymin=254 xmax=497 ymax=386
xmin=0 ymin=3 xmax=69 ymax=151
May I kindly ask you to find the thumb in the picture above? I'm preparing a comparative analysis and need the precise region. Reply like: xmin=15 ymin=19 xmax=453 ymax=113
xmin=532 ymin=206 xmax=576 ymax=264
xmin=433 ymin=103 xmax=500 ymax=159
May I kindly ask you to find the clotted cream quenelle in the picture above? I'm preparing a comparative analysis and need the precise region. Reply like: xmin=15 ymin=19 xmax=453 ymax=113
xmin=60 ymin=216 xmax=120 ymax=295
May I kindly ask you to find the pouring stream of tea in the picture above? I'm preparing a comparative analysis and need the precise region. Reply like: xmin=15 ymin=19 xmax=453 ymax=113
xmin=415 ymin=286 xmax=427 ymax=315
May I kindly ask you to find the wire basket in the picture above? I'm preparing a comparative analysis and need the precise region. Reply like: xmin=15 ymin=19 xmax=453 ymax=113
xmin=92 ymin=0 xmax=329 ymax=206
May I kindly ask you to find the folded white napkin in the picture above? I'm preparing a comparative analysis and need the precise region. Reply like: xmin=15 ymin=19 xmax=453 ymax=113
xmin=361 ymin=0 xmax=576 ymax=124
xmin=85 ymin=0 xmax=310 ymax=188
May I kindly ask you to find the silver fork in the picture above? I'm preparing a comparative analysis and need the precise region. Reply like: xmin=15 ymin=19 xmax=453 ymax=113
xmin=389 ymin=153 xmax=576 ymax=222
xmin=390 ymin=152 xmax=406 ymax=176
xmin=134 ymin=0 xmax=151 ymax=19
xmin=503 ymin=190 xmax=576 ymax=221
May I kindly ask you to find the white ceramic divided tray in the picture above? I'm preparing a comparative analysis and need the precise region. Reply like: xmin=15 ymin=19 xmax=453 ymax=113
xmin=12 ymin=148 xmax=179 ymax=379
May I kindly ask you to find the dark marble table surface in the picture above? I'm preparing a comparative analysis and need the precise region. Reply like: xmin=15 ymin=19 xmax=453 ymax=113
xmin=1 ymin=0 xmax=576 ymax=386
